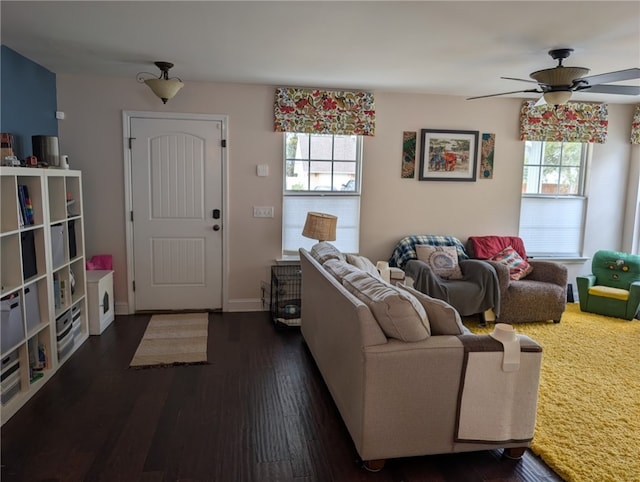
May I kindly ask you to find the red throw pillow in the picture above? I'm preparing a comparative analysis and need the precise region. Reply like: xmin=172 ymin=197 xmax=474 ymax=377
xmin=490 ymin=246 xmax=533 ymax=281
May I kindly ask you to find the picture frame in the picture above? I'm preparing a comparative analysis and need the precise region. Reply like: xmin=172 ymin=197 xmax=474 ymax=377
xmin=419 ymin=129 xmax=479 ymax=181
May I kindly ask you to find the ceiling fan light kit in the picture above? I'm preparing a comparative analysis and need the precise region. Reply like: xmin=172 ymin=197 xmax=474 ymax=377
xmin=468 ymin=48 xmax=640 ymax=105
xmin=136 ymin=61 xmax=184 ymax=104
xmin=543 ymin=90 xmax=573 ymax=106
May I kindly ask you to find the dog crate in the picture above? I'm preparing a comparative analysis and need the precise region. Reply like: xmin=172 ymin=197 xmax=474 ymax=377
xmin=270 ymin=264 xmax=302 ymax=328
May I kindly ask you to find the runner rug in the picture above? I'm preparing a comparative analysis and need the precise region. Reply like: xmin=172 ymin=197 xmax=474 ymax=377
xmin=464 ymin=303 xmax=639 ymax=482
xmin=129 ymin=312 xmax=209 ymax=368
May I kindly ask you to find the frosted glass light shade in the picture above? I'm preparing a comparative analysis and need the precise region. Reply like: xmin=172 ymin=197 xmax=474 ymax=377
xmin=302 ymin=212 xmax=337 ymax=241
xmin=543 ymin=90 xmax=573 ymax=105
xmin=144 ymin=78 xmax=184 ymax=104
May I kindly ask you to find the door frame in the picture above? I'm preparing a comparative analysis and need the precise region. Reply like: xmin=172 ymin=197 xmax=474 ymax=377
xmin=122 ymin=111 xmax=229 ymax=313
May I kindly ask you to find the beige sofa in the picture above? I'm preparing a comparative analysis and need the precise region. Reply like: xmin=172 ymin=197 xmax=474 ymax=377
xmin=299 ymin=244 xmax=543 ymax=470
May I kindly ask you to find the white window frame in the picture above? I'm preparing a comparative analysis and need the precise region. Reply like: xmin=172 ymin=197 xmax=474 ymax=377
xmin=282 ymin=133 xmax=362 ymax=256
xmin=519 ymin=141 xmax=590 ymax=258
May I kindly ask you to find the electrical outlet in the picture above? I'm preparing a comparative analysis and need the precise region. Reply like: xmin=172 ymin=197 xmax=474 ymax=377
xmin=253 ymin=206 xmax=274 ymax=218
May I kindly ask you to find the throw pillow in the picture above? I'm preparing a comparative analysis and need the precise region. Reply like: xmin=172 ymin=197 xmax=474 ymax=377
xmin=345 ymin=253 xmax=383 ymax=279
xmin=415 ymin=245 xmax=464 ymax=280
xmin=323 ymin=259 xmax=361 ymax=281
xmin=397 ymin=284 xmax=467 ymax=336
xmin=310 ymin=241 xmax=345 ymax=265
xmin=342 ymin=271 xmax=430 ymax=341
xmin=489 ymin=246 xmax=533 ymax=281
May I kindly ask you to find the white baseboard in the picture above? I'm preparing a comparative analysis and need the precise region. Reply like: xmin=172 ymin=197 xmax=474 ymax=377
xmin=225 ymin=298 xmax=266 ymax=312
xmin=114 ymin=299 xmax=267 ymax=314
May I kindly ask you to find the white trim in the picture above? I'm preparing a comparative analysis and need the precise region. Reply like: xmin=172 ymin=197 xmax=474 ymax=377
xmin=122 ymin=111 xmax=230 ymax=314
xmin=226 ymin=298 xmax=265 ymax=312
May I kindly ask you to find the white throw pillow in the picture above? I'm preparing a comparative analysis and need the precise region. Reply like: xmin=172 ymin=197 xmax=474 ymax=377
xmin=398 ymin=284 xmax=466 ymax=336
xmin=342 ymin=271 xmax=430 ymax=341
xmin=310 ymin=241 xmax=345 ymax=264
xmin=323 ymin=259 xmax=361 ymax=281
xmin=415 ymin=244 xmax=464 ymax=280
xmin=345 ymin=254 xmax=383 ymax=279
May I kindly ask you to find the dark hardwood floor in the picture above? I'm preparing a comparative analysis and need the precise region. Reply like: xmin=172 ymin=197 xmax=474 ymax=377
xmin=1 ymin=311 xmax=562 ymax=482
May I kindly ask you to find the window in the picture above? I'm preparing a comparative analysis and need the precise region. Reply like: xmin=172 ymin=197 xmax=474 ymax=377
xmin=519 ymin=141 xmax=589 ymax=257
xmin=283 ymin=132 xmax=362 ymax=255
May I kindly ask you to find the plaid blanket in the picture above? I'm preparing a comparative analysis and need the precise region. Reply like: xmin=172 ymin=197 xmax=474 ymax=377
xmin=388 ymin=235 xmax=469 ymax=268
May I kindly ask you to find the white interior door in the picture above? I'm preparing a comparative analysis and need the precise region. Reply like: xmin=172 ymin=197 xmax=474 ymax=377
xmin=130 ymin=117 xmax=223 ymax=311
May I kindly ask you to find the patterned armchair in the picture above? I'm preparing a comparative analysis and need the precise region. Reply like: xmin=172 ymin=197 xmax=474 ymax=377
xmin=576 ymin=250 xmax=640 ymax=320
xmin=466 ymin=236 xmax=568 ymax=324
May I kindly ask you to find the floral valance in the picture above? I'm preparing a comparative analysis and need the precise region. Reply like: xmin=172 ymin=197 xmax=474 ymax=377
xmin=274 ymin=87 xmax=375 ymax=136
xmin=520 ymin=101 xmax=608 ymax=144
xmin=631 ymin=105 xmax=640 ymax=144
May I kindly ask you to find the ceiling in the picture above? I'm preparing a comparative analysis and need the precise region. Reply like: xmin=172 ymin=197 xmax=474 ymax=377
xmin=2 ymin=1 xmax=640 ymax=104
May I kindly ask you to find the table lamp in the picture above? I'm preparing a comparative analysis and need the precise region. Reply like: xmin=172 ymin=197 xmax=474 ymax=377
xmin=302 ymin=212 xmax=337 ymax=242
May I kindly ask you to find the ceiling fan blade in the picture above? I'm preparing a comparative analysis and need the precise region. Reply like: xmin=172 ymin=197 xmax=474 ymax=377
xmin=575 ymin=68 xmax=640 ymax=87
xmin=501 ymin=76 xmax=539 ymax=85
xmin=467 ymin=89 xmax=540 ymax=100
xmin=575 ymin=84 xmax=640 ymax=95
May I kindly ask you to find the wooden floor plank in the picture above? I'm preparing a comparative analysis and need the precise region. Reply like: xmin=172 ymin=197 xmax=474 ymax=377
xmin=1 ymin=311 xmax=562 ymax=482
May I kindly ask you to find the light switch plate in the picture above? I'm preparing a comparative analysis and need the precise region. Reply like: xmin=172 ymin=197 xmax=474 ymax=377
xmin=257 ymin=164 xmax=269 ymax=177
xmin=253 ymin=206 xmax=274 ymax=218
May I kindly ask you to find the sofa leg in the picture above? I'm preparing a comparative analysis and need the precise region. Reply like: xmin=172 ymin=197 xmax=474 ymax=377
xmin=553 ymin=319 xmax=561 ymax=324
xmin=503 ymin=447 xmax=526 ymax=460
xmin=363 ymin=459 xmax=386 ymax=472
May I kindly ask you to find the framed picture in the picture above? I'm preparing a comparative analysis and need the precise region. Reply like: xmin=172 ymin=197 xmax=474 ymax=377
xmin=419 ymin=129 xmax=479 ymax=181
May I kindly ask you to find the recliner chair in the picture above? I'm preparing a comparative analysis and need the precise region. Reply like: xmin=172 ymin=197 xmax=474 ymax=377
xmin=576 ymin=250 xmax=640 ymax=320
xmin=466 ymin=236 xmax=568 ymax=324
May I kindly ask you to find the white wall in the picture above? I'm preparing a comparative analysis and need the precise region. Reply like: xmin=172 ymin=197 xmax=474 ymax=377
xmin=56 ymin=74 xmax=637 ymax=312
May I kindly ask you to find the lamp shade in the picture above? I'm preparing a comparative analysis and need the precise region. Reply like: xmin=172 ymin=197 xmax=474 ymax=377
xmin=144 ymin=78 xmax=184 ymax=104
xmin=302 ymin=212 xmax=337 ymax=242
xmin=543 ymin=90 xmax=573 ymax=106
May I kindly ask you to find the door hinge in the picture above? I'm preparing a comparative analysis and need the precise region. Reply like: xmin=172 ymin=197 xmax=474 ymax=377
xmin=130 ymin=211 xmax=134 ymax=222
xmin=133 ymin=280 xmax=136 ymax=292
xmin=221 ymin=139 xmax=227 ymax=148
xmin=128 ymin=137 xmax=136 ymax=149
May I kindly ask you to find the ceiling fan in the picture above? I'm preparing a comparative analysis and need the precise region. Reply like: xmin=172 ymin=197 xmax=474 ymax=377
xmin=468 ymin=48 xmax=640 ymax=105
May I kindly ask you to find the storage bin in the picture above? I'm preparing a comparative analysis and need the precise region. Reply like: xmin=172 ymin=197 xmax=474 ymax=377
xmin=1 ymin=295 xmax=25 ymax=354
xmin=51 ymin=224 xmax=65 ymax=268
xmin=1 ymin=377 xmax=21 ymax=405
xmin=55 ymin=309 xmax=72 ymax=336
xmin=24 ymin=283 xmax=41 ymax=332
xmin=21 ymin=230 xmax=37 ymax=280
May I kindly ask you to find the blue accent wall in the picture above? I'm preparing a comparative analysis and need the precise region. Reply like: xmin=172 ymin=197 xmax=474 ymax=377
xmin=1 ymin=45 xmax=58 ymax=159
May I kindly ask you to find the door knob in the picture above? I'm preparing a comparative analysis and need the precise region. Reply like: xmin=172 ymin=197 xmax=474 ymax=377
xmin=213 ymin=224 xmax=221 ymax=231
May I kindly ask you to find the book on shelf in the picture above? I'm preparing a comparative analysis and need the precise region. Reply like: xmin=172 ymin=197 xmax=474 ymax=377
xmin=53 ymin=274 xmax=61 ymax=309
xmin=17 ymin=184 xmax=34 ymax=226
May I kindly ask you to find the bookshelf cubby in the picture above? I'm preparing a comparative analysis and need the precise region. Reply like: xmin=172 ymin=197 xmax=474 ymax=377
xmin=0 ymin=167 xmax=89 ymax=425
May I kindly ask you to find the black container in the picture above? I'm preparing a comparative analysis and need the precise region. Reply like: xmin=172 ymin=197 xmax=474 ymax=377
xmin=32 ymin=135 xmax=59 ymax=167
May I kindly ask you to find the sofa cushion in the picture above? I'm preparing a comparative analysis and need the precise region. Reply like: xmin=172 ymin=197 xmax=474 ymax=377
xmin=490 ymin=246 xmax=533 ymax=281
xmin=398 ymin=284 xmax=467 ymax=335
xmin=310 ymin=241 xmax=345 ymax=264
xmin=323 ymin=258 xmax=362 ymax=281
xmin=342 ymin=271 xmax=430 ymax=341
xmin=346 ymin=254 xmax=383 ymax=279
xmin=415 ymin=245 xmax=464 ymax=280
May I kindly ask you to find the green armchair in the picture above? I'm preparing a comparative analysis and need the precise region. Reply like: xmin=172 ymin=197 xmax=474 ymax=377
xmin=577 ymin=250 xmax=640 ymax=320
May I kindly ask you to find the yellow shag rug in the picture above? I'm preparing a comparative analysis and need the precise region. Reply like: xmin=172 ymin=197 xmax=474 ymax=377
xmin=465 ymin=304 xmax=639 ymax=482
xmin=129 ymin=313 xmax=209 ymax=368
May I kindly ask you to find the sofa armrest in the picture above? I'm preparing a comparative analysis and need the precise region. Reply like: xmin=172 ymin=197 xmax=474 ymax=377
xmin=527 ymin=260 xmax=568 ymax=286
xmin=357 ymin=335 xmax=541 ymax=459
xmin=484 ymin=260 xmax=511 ymax=293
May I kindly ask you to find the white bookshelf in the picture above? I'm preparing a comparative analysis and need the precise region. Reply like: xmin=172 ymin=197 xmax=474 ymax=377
xmin=1 ymin=167 xmax=89 ymax=424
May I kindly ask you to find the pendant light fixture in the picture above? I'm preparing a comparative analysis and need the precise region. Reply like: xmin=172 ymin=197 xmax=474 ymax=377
xmin=136 ymin=61 xmax=184 ymax=104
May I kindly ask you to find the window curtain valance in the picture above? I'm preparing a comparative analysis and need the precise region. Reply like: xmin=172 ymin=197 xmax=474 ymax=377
xmin=274 ymin=87 xmax=375 ymax=136
xmin=631 ymin=105 xmax=640 ymax=144
xmin=520 ymin=100 xmax=608 ymax=144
